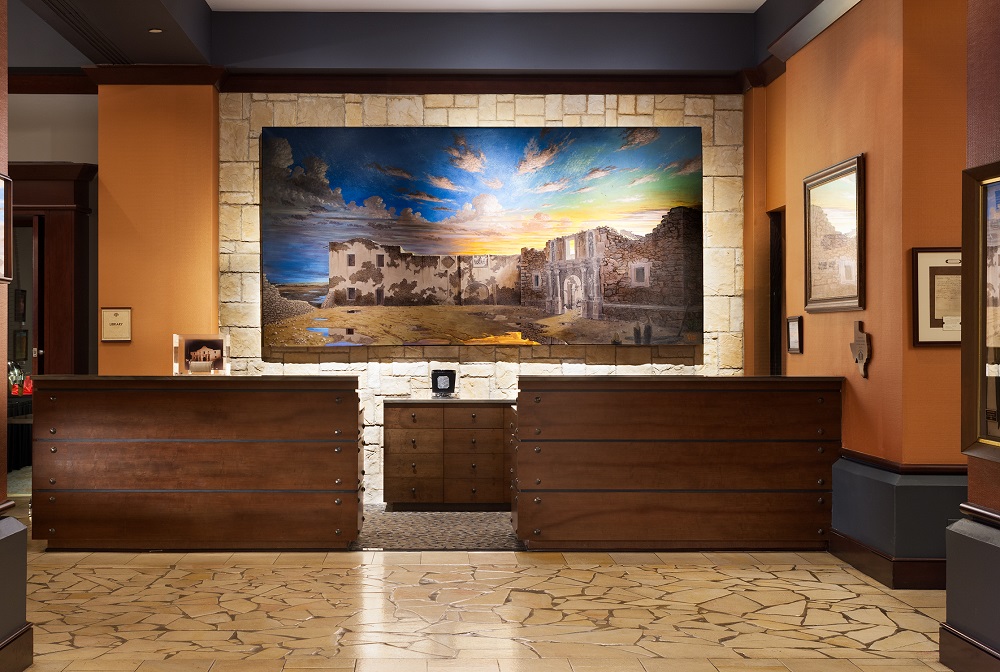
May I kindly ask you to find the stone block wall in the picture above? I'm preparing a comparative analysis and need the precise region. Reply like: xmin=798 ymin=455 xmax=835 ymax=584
xmin=219 ymin=92 xmax=745 ymax=502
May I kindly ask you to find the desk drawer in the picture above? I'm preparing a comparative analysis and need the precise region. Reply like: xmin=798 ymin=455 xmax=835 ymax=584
xmin=443 ymin=429 xmax=504 ymax=454
xmin=444 ymin=478 xmax=505 ymax=503
xmin=384 ymin=429 xmax=443 ymax=454
xmin=443 ymin=406 xmax=504 ymax=428
xmin=384 ymin=478 xmax=443 ymax=503
xmin=384 ymin=454 xmax=444 ymax=478
xmin=444 ymin=453 xmax=503 ymax=479
xmin=385 ymin=405 xmax=443 ymax=429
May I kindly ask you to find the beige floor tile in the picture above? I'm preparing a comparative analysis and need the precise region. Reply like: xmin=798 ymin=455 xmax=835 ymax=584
xmin=370 ymin=551 xmax=423 ymax=565
xmin=499 ymin=659 xmax=573 ymax=672
xmin=23 ymin=663 xmax=71 ymax=672
xmin=702 ymin=552 xmax=758 ymax=565
xmin=224 ymin=552 xmax=281 ymax=566
xmin=782 ymin=661 xmax=862 ymax=672
xmin=886 ymin=591 xmax=946 ymax=609
xmin=324 ymin=552 xmax=374 ymax=565
xmin=793 ymin=553 xmax=845 ymax=565
xmin=468 ymin=552 xmax=519 ymax=564
xmin=640 ymin=658 xmax=716 ymax=672
xmin=749 ymin=553 xmax=808 ymax=565
xmin=428 ymin=660 xmax=500 ymax=671
xmin=127 ymin=553 xmax=187 ymax=567
xmin=568 ymin=659 xmax=646 ymax=671
xmin=64 ymin=661 xmax=142 ymax=671
xmin=559 ymin=553 xmax=615 ymax=565
xmin=282 ymin=657 xmax=357 ymax=669
xmin=654 ymin=552 xmax=710 ymax=564
xmin=514 ymin=553 xmax=567 ymax=565
xmin=207 ymin=661 xmax=285 ymax=672
xmin=135 ymin=661 xmax=213 ymax=671
xmin=355 ymin=660 xmax=427 ymax=672
xmin=174 ymin=553 xmax=234 ymax=566
xmin=608 ymin=553 xmax=662 ymax=564
xmin=421 ymin=551 xmax=471 ymax=564
xmin=31 ymin=552 xmax=93 ymax=566
xmin=274 ymin=552 xmax=329 ymax=566
xmin=75 ymin=553 xmax=140 ymax=566
xmin=850 ymin=665 xmax=936 ymax=672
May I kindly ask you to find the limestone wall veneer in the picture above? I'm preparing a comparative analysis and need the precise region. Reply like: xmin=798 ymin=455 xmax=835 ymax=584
xmin=219 ymin=92 xmax=745 ymax=502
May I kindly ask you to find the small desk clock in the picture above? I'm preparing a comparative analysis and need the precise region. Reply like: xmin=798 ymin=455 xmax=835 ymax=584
xmin=431 ymin=369 xmax=457 ymax=397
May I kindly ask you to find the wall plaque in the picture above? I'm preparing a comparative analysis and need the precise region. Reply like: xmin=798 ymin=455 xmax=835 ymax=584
xmin=101 ymin=307 xmax=132 ymax=342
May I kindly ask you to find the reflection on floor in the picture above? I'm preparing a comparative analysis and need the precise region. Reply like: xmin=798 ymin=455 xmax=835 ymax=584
xmin=7 ymin=465 xmax=31 ymax=496
xmin=7 ymin=499 xmax=948 ymax=672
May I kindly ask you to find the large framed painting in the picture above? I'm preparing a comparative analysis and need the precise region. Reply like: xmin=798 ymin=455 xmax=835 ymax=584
xmin=260 ymin=127 xmax=703 ymax=351
xmin=804 ymin=154 xmax=865 ymax=313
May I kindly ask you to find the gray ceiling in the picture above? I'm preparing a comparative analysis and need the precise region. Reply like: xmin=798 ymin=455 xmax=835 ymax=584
xmin=9 ymin=0 xmax=821 ymax=75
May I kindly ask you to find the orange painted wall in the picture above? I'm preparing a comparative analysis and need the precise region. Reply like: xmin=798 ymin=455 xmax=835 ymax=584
xmin=747 ymin=0 xmax=964 ymax=464
xmin=97 ymin=85 xmax=219 ymax=375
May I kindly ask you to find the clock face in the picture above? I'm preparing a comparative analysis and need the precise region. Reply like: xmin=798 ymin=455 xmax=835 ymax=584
xmin=436 ymin=375 xmax=450 ymax=389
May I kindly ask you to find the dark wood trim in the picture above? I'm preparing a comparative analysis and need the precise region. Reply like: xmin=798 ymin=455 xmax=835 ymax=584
xmin=0 ymin=622 xmax=32 ymax=672
xmin=82 ymin=65 xmax=226 ymax=87
xmin=9 ymin=163 xmax=97 ymax=183
xmin=220 ymin=72 xmax=745 ymax=95
xmin=839 ymin=448 xmax=968 ymax=475
xmin=961 ymin=502 xmax=1000 ymax=530
xmin=0 ymin=500 xmax=14 ymax=514
xmin=741 ymin=55 xmax=786 ymax=90
xmin=768 ymin=0 xmax=863 ymax=62
xmin=9 ymin=68 xmax=97 ymax=95
xmin=830 ymin=530 xmax=946 ymax=589
xmin=941 ymin=623 xmax=1000 ymax=672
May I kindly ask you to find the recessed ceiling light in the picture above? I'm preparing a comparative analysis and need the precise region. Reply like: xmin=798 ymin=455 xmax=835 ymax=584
xmin=148 ymin=28 xmax=163 ymax=33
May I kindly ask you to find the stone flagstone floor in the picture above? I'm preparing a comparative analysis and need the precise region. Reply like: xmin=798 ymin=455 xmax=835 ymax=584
xmin=8 ymin=498 xmax=949 ymax=672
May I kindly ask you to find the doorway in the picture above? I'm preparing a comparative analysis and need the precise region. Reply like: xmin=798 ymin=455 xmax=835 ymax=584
xmin=768 ymin=208 xmax=785 ymax=375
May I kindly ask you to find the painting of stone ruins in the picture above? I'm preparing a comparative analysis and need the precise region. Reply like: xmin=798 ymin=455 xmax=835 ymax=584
xmin=260 ymin=126 xmax=703 ymax=349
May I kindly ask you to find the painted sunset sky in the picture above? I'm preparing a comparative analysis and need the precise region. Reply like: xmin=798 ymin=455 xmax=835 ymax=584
xmin=261 ymin=127 xmax=702 ymax=285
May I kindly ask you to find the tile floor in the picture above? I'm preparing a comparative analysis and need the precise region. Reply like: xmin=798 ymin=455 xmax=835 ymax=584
xmin=6 ymin=497 xmax=949 ymax=672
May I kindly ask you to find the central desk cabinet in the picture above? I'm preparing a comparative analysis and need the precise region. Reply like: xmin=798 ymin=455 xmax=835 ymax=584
xmin=514 ymin=376 xmax=843 ymax=550
xmin=32 ymin=376 xmax=363 ymax=550
xmin=383 ymin=399 xmax=515 ymax=508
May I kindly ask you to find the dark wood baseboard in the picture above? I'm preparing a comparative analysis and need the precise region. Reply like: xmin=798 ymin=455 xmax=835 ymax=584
xmin=830 ymin=530 xmax=946 ymax=589
xmin=0 ymin=623 xmax=32 ymax=672
xmin=941 ymin=623 xmax=1000 ymax=672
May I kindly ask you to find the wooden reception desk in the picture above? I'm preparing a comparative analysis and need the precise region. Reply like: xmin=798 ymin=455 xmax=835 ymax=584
xmin=514 ymin=376 xmax=843 ymax=550
xmin=32 ymin=376 xmax=362 ymax=550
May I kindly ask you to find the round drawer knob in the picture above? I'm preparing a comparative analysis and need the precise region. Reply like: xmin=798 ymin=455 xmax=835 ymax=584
xmin=471 ymin=488 xmax=477 ymax=494
xmin=471 ymin=413 xmax=477 ymax=419
xmin=49 ymin=396 xmax=57 ymax=401
xmin=817 ymin=446 xmax=825 ymax=453
xmin=534 ymin=396 xmax=541 ymax=403
xmin=817 ymin=529 xmax=825 ymax=535
xmin=335 ymin=498 xmax=342 ymax=505
xmin=471 ymin=463 xmax=476 ymax=469
xmin=49 ymin=496 xmax=56 ymax=503
xmin=49 ymin=528 xmax=55 ymax=534
xmin=534 ymin=428 xmax=542 ymax=435
xmin=335 ymin=478 xmax=342 ymax=485
xmin=50 ymin=428 xmax=57 ymax=434
xmin=817 ymin=497 xmax=825 ymax=504
xmin=533 ymin=529 xmax=541 ymax=535
xmin=50 ymin=447 xmax=57 ymax=453
xmin=817 ymin=478 xmax=825 ymax=485
xmin=335 ymin=529 xmax=342 ymax=535
xmin=411 ymin=462 xmax=417 ymax=468
xmin=817 ymin=397 xmax=824 ymax=404
xmin=335 ymin=397 xmax=342 ymax=404
xmin=411 ymin=413 xmax=417 ymax=421
xmin=534 ymin=497 xmax=542 ymax=504
xmin=411 ymin=438 xmax=417 ymax=446
xmin=471 ymin=438 xmax=477 ymax=444
xmin=335 ymin=447 xmax=342 ymax=453
xmin=534 ymin=447 xmax=541 ymax=453
xmin=411 ymin=488 xmax=416 ymax=494
xmin=535 ymin=479 xmax=541 ymax=485
xmin=49 ymin=478 xmax=56 ymax=485
xmin=817 ymin=428 xmax=824 ymax=435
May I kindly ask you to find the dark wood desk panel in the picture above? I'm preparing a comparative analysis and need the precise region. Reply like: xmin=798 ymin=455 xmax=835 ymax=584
xmin=514 ymin=376 xmax=843 ymax=550
xmin=32 ymin=375 xmax=362 ymax=550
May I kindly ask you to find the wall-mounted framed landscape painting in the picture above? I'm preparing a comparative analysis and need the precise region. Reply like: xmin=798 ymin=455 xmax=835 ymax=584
xmin=804 ymin=154 xmax=865 ymax=313
xmin=260 ymin=127 xmax=704 ymax=352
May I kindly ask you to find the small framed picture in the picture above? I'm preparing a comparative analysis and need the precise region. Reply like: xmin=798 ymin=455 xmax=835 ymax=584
xmin=431 ymin=369 xmax=457 ymax=397
xmin=173 ymin=333 xmax=230 ymax=375
xmin=912 ymin=247 xmax=961 ymax=345
xmin=786 ymin=315 xmax=803 ymax=354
